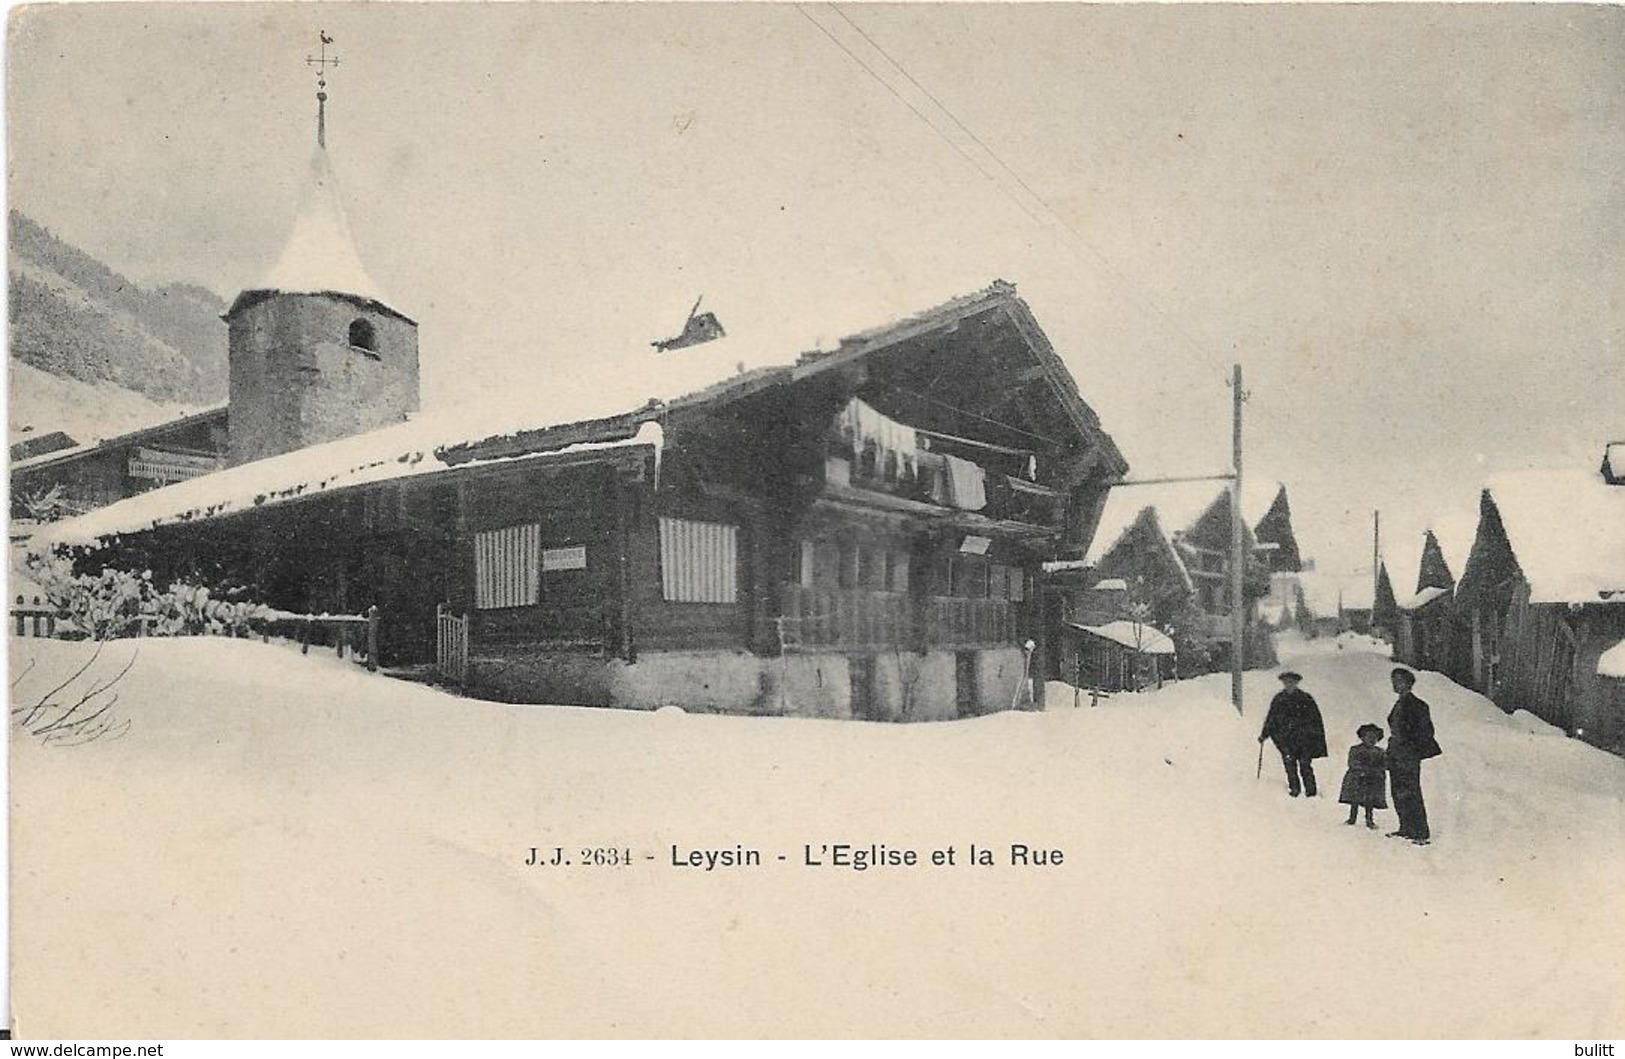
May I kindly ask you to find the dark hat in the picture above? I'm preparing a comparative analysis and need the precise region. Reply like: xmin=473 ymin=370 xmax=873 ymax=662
xmin=1278 ymin=671 xmax=1303 ymax=682
xmin=1391 ymin=667 xmax=1416 ymax=685
xmin=1357 ymin=723 xmax=1384 ymax=740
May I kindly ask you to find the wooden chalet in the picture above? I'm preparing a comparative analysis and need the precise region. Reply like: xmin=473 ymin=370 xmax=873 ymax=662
xmin=10 ymin=407 xmax=228 ymax=519
xmin=35 ymin=282 xmax=1130 ymax=721
xmin=1252 ymin=483 xmax=1309 ymax=630
xmin=1393 ymin=528 xmax=1460 ymax=673
xmin=1059 ymin=614 xmax=1175 ymax=695
xmin=1061 ymin=480 xmax=1275 ymax=677
xmin=1451 ymin=457 xmax=1625 ymax=753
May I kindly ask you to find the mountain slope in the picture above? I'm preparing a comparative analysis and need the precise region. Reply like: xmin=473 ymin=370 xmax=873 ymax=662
xmin=7 ymin=211 xmax=227 ymax=409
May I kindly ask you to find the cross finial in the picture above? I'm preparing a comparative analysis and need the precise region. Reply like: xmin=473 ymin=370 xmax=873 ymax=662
xmin=305 ymin=30 xmax=339 ymax=148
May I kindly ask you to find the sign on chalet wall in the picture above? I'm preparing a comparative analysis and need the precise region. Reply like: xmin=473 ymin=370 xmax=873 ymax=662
xmin=128 ymin=447 xmax=222 ymax=484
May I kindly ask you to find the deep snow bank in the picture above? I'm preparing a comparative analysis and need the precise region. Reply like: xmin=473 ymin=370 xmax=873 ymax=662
xmin=9 ymin=635 xmax=1623 ymax=1037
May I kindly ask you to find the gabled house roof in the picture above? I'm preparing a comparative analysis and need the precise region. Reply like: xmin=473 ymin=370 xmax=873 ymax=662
xmin=1085 ymin=481 xmax=1232 ymax=570
xmin=1468 ymin=468 xmax=1625 ymax=604
xmin=34 ymin=281 xmax=1124 ymax=551
xmin=1083 ymin=505 xmax=1195 ymax=594
xmin=11 ymin=406 xmax=229 ymax=476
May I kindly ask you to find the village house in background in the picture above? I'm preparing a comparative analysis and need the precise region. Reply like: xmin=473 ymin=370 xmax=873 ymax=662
xmin=1045 ymin=479 xmax=1279 ymax=691
xmin=26 ymin=80 xmax=1141 ymax=720
xmin=1393 ymin=528 xmax=1461 ymax=675
xmin=11 ymin=407 xmax=229 ymax=520
xmin=1445 ymin=452 xmax=1625 ymax=753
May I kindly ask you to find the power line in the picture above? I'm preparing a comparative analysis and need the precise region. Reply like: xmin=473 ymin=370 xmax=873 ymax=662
xmin=814 ymin=2 xmax=1236 ymax=388
xmin=792 ymin=4 xmax=1049 ymax=232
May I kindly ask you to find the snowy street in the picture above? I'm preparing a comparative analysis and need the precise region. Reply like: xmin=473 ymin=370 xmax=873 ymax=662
xmin=9 ymin=632 xmax=1623 ymax=1038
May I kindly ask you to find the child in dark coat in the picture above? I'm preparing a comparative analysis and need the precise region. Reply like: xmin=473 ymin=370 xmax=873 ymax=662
xmin=1339 ymin=723 xmax=1388 ymax=829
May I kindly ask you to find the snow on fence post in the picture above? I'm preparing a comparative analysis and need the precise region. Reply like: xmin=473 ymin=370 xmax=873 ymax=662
xmin=366 ymin=606 xmax=379 ymax=672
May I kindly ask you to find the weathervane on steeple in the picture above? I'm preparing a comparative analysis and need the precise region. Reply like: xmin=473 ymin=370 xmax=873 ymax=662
xmin=305 ymin=30 xmax=339 ymax=148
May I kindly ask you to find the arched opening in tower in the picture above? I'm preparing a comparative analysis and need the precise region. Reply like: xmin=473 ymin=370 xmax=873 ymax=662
xmin=348 ymin=318 xmax=378 ymax=353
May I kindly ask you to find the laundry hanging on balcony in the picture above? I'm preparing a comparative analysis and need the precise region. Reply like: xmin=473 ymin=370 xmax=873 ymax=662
xmin=838 ymin=397 xmax=919 ymax=482
xmin=942 ymin=454 xmax=987 ymax=511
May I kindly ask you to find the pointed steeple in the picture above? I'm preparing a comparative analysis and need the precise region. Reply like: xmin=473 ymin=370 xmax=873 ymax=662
xmin=256 ymin=143 xmax=393 ymax=311
xmin=223 ymin=32 xmax=420 ymax=467
xmin=226 ymin=31 xmax=409 ymax=323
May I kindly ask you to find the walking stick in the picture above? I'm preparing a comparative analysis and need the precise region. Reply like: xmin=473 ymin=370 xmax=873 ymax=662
xmin=1256 ymin=739 xmax=1264 ymax=780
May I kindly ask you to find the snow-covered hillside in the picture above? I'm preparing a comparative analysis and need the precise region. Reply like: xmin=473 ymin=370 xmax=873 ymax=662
xmin=8 ymin=633 xmax=1622 ymax=1037
xmin=8 ymin=361 xmax=202 ymax=448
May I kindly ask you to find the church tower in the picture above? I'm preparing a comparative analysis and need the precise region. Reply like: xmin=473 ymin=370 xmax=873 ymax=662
xmin=224 ymin=34 xmax=420 ymax=466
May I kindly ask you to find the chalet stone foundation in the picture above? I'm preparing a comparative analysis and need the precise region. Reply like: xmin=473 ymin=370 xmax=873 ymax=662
xmin=469 ymin=645 xmax=1037 ymax=721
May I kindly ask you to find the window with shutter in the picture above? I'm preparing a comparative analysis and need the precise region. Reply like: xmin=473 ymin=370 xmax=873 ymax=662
xmin=659 ymin=517 xmax=739 ymax=603
xmin=474 ymin=523 xmax=541 ymax=609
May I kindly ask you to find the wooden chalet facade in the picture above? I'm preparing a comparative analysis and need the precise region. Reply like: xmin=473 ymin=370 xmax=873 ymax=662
xmin=1451 ymin=460 xmax=1625 ymax=754
xmin=10 ymin=407 xmax=229 ymax=519
xmin=37 ymin=283 xmax=1130 ymax=720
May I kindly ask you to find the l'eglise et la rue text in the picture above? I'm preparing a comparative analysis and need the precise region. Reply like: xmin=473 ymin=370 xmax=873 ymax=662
xmin=670 ymin=843 xmax=1065 ymax=871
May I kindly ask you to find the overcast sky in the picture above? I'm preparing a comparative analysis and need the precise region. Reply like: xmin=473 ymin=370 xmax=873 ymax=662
xmin=8 ymin=3 xmax=1621 ymax=587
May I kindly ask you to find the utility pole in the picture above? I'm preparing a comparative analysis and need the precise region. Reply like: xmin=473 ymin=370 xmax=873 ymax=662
xmin=1372 ymin=509 xmax=1381 ymax=607
xmin=1230 ymin=363 xmax=1245 ymax=716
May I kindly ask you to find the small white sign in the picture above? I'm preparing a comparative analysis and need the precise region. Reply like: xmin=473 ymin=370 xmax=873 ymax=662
xmin=542 ymin=545 xmax=587 ymax=571
xmin=959 ymin=535 xmax=992 ymax=555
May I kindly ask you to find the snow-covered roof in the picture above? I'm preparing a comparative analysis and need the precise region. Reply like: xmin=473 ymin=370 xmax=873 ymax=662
xmin=33 ymin=281 xmax=1072 ymax=551
xmin=1397 ymin=585 xmax=1449 ymax=612
xmin=1084 ymin=481 xmax=1229 ymax=571
xmin=11 ymin=406 xmax=228 ymax=475
xmin=1485 ymin=468 xmax=1625 ymax=604
xmin=1092 ymin=578 xmax=1128 ymax=591
xmin=1070 ymin=620 xmax=1176 ymax=655
xmin=233 ymin=144 xmax=402 ymax=320
xmin=1241 ymin=479 xmax=1286 ymax=527
xmin=1382 ymin=515 xmax=1476 ymax=597
xmin=33 ymin=420 xmax=664 ymax=550
xmin=1599 ymin=639 xmax=1625 ymax=679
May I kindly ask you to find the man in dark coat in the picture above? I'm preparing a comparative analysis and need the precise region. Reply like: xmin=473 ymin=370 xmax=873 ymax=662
xmin=1386 ymin=667 xmax=1442 ymax=844
xmin=1259 ymin=671 xmax=1328 ymax=797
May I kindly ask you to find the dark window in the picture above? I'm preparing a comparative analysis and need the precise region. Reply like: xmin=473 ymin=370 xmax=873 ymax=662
xmin=349 ymin=318 xmax=378 ymax=352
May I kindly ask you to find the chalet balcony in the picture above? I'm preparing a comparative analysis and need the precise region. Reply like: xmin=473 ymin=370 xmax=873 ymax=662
xmin=926 ymin=596 xmax=1018 ymax=648
xmin=777 ymin=585 xmax=913 ymax=651
xmin=776 ymin=584 xmax=1017 ymax=652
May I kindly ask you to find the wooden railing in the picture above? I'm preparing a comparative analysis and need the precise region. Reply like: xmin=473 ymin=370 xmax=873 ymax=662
xmin=269 ymin=608 xmax=381 ymax=672
xmin=926 ymin=596 xmax=1016 ymax=648
xmin=776 ymin=586 xmax=912 ymax=651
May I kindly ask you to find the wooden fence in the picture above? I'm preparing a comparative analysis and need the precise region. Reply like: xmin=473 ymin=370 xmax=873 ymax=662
xmin=12 ymin=596 xmax=57 ymax=639
xmin=10 ymin=595 xmax=380 ymax=673
xmin=436 ymin=603 xmax=470 ymax=688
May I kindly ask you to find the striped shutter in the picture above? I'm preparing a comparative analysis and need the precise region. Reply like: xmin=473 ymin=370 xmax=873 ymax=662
xmin=659 ymin=517 xmax=739 ymax=603
xmin=474 ymin=523 xmax=542 ymax=609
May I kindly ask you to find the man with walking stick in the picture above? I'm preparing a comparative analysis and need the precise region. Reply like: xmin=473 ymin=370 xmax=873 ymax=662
xmin=1258 ymin=670 xmax=1328 ymax=797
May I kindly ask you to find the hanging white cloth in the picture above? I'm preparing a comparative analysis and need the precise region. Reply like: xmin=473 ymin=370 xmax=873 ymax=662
xmin=839 ymin=397 xmax=919 ymax=478
xmin=943 ymin=454 xmax=987 ymax=511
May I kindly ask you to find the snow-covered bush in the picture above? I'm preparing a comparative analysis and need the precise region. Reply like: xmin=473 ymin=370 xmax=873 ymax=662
xmin=22 ymin=553 xmax=273 ymax=640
